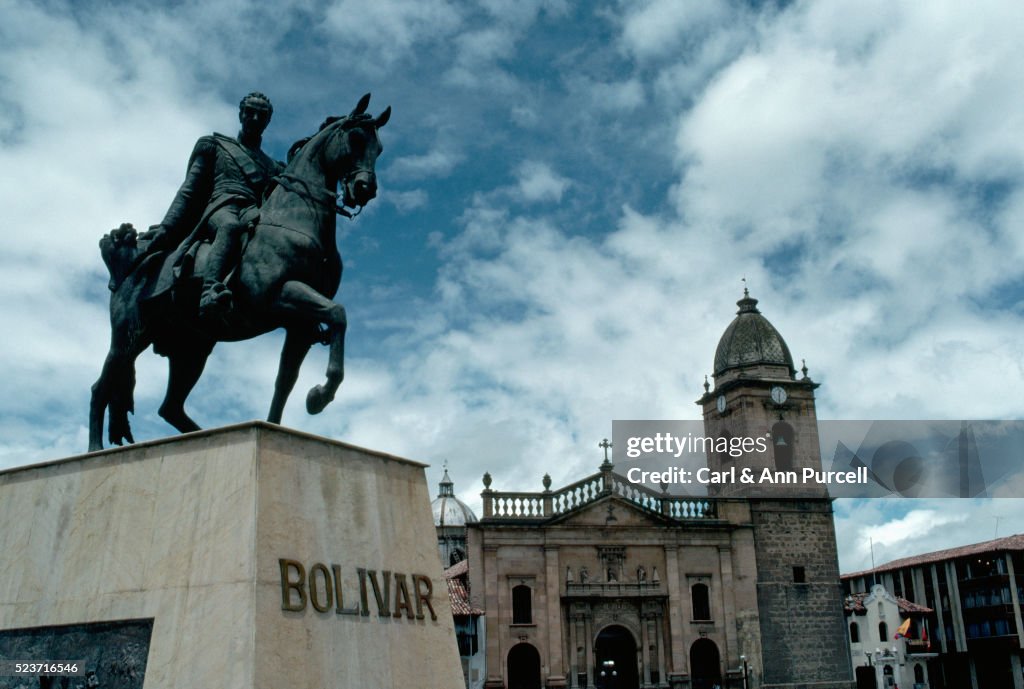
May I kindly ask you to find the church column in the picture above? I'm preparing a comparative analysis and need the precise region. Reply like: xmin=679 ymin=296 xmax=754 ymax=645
xmin=569 ymin=610 xmax=579 ymax=688
xmin=585 ymin=613 xmax=595 ymax=689
xmin=664 ymin=544 xmax=686 ymax=676
xmin=483 ymin=544 xmax=503 ymax=688
xmin=641 ymin=612 xmax=652 ymax=687
xmin=545 ymin=544 xmax=566 ymax=685
xmin=719 ymin=546 xmax=737 ymax=665
xmin=656 ymin=611 xmax=666 ymax=687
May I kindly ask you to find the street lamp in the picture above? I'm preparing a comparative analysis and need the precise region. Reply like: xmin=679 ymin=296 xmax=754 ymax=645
xmin=739 ymin=655 xmax=749 ymax=689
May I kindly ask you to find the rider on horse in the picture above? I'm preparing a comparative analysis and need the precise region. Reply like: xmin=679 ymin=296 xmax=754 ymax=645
xmin=142 ymin=92 xmax=285 ymax=317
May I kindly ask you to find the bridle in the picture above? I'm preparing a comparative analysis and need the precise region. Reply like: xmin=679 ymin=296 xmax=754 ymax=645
xmin=276 ymin=115 xmax=379 ymax=219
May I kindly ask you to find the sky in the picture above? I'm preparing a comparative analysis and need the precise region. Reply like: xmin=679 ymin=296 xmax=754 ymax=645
xmin=2 ymin=0 xmax=1024 ymax=576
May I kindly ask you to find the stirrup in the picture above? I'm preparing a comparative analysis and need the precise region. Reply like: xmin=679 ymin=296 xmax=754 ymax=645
xmin=199 ymin=281 xmax=233 ymax=317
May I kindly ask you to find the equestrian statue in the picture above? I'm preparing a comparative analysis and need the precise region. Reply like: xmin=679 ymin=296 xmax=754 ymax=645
xmin=88 ymin=92 xmax=390 ymax=452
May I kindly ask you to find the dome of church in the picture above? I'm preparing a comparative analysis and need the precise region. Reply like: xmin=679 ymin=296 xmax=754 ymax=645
xmin=713 ymin=290 xmax=795 ymax=377
xmin=432 ymin=469 xmax=478 ymax=527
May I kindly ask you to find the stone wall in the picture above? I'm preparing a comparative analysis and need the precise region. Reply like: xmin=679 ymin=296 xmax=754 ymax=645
xmin=750 ymin=499 xmax=854 ymax=688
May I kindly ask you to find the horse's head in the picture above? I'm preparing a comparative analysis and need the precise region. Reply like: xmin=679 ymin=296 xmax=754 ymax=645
xmin=318 ymin=94 xmax=391 ymax=211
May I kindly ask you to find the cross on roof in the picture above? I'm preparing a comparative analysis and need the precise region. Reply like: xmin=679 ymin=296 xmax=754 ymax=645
xmin=599 ymin=438 xmax=613 ymax=462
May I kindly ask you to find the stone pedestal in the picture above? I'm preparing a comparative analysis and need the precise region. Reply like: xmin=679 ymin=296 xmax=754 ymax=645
xmin=0 ymin=422 xmax=463 ymax=688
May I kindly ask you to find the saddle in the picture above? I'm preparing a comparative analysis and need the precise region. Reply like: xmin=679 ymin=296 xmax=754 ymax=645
xmin=170 ymin=215 xmax=259 ymax=305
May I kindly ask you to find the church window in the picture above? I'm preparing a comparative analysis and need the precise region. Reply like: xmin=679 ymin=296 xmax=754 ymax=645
xmin=691 ymin=583 xmax=711 ymax=621
xmin=849 ymin=621 xmax=860 ymax=643
xmin=914 ymin=664 xmax=925 ymax=684
xmin=717 ymin=431 xmax=734 ymax=466
xmin=449 ymin=548 xmax=465 ymax=566
xmin=771 ymin=422 xmax=795 ymax=471
xmin=878 ymin=621 xmax=888 ymax=641
xmin=512 ymin=584 xmax=532 ymax=624
xmin=792 ymin=566 xmax=806 ymax=583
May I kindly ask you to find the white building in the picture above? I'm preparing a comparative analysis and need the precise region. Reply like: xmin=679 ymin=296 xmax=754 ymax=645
xmin=846 ymin=583 xmax=937 ymax=688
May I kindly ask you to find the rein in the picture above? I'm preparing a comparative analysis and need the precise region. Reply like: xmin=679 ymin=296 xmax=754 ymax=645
xmin=273 ymin=172 xmax=361 ymax=219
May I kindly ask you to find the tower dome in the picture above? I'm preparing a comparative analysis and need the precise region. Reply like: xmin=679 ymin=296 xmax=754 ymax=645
xmin=713 ymin=289 xmax=795 ymax=378
xmin=432 ymin=468 xmax=478 ymax=527
xmin=432 ymin=467 xmax=477 ymax=567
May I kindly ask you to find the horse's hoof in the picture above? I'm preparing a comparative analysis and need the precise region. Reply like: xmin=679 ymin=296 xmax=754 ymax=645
xmin=306 ymin=385 xmax=334 ymax=414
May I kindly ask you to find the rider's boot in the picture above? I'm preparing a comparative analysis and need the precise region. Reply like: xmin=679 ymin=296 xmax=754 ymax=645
xmin=199 ymin=216 xmax=244 ymax=319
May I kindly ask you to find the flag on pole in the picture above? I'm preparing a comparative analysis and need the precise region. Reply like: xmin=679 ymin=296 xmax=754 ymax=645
xmin=922 ymin=625 xmax=930 ymax=650
xmin=894 ymin=617 xmax=912 ymax=639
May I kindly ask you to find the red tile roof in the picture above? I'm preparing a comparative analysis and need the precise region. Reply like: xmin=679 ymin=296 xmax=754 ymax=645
xmin=843 ymin=533 xmax=1024 ymax=580
xmin=444 ymin=559 xmax=483 ymax=616
xmin=445 ymin=558 xmax=469 ymax=578
xmin=844 ymin=591 xmax=932 ymax=614
xmin=447 ymin=576 xmax=484 ymax=616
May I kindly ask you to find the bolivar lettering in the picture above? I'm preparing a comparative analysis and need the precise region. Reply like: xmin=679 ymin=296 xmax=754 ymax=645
xmin=279 ymin=558 xmax=437 ymax=621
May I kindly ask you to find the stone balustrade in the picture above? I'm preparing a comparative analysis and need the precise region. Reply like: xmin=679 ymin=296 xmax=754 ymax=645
xmin=481 ymin=469 xmax=717 ymax=522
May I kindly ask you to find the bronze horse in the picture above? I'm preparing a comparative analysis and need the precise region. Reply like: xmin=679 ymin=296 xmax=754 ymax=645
xmin=88 ymin=94 xmax=390 ymax=451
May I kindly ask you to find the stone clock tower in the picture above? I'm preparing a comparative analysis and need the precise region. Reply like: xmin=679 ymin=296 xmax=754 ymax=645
xmin=697 ymin=290 xmax=853 ymax=688
xmin=697 ymin=288 xmax=825 ymax=498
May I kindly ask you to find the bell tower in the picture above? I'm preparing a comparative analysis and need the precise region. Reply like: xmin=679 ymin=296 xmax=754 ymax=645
xmin=697 ymin=289 xmax=853 ymax=688
xmin=696 ymin=288 xmax=825 ymax=498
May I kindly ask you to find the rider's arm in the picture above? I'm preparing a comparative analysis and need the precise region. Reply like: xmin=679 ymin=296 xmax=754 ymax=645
xmin=152 ymin=137 xmax=216 ymax=246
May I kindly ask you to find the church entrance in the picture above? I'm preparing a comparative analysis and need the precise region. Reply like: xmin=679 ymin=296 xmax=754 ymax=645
xmin=855 ymin=665 xmax=877 ymax=689
xmin=507 ymin=642 xmax=541 ymax=689
xmin=689 ymin=638 xmax=722 ymax=689
xmin=594 ymin=625 xmax=639 ymax=689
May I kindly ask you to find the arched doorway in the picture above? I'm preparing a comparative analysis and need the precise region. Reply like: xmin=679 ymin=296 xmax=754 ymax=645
xmin=594 ymin=625 xmax=639 ymax=689
xmin=855 ymin=665 xmax=877 ymax=689
xmin=689 ymin=638 xmax=721 ymax=689
xmin=507 ymin=642 xmax=541 ymax=689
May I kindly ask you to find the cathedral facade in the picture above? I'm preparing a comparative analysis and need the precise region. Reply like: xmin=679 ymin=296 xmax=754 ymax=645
xmin=461 ymin=292 xmax=855 ymax=689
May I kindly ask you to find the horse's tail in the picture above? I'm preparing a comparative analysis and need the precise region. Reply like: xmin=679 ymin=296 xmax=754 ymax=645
xmin=100 ymin=222 xmax=144 ymax=291
xmin=106 ymin=359 xmax=137 ymax=446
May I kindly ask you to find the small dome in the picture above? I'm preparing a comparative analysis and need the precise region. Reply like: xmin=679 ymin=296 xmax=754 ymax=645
xmin=432 ymin=469 xmax=478 ymax=527
xmin=713 ymin=290 xmax=794 ymax=377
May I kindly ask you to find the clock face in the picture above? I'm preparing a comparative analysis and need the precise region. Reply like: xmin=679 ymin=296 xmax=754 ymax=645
xmin=716 ymin=395 xmax=727 ymax=413
xmin=770 ymin=386 xmax=788 ymax=404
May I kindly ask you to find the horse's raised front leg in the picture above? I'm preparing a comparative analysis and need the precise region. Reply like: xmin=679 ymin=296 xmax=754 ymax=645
xmin=267 ymin=328 xmax=315 ymax=424
xmin=274 ymin=280 xmax=347 ymax=415
xmin=158 ymin=342 xmax=214 ymax=433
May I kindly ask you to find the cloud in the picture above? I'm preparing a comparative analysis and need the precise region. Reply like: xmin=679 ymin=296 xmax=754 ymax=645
xmin=658 ymin=0 xmax=1024 ymax=421
xmin=565 ymin=76 xmax=645 ymax=113
xmin=835 ymin=499 xmax=1024 ymax=574
xmin=322 ymin=0 xmax=464 ymax=67
xmin=617 ymin=0 xmax=738 ymax=62
xmin=387 ymin=188 xmax=429 ymax=212
xmin=389 ymin=148 xmax=463 ymax=180
xmin=515 ymin=161 xmax=571 ymax=202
